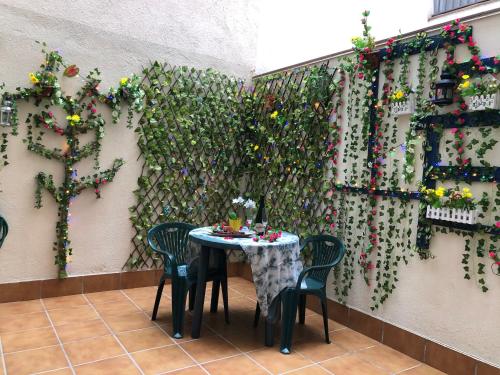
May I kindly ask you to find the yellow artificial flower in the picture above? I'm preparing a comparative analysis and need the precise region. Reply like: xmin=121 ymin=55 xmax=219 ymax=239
xmin=461 ymin=80 xmax=470 ymax=88
xmin=270 ymin=110 xmax=278 ymax=119
xmin=66 ymin=114 xmax=81 ymax=125
xmin=435 ymin=186 xmax=445 ymax=197
xmin=464 ymin=192 xmax=473 ymax=198
xmin=120 ymin=77 xmax=129 ymax=86
xmin=29 ymin=72 xmax=39 ymax=84
xmin=395 ymin=90 xmax=404 ymax=100
xmin=462 ymin=74 xmax=470 ymax=80
xmin=462 ymin=187 xmax=471 ymax=193
xmin=351 ymin=36 xmax=361 ymax=43
xmin=253 ymin=145 xmax=259 ymax=151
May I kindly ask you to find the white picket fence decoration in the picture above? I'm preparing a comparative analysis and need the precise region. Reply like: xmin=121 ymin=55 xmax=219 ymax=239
xmin=426 ymin=206 xmax=478 ymax=224
xmin=391 ymin=96 xmax=415 ymax=116
xmin=466 ymin=93 xmax=499 ymax=111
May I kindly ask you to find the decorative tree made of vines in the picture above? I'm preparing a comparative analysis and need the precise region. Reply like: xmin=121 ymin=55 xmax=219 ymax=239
xmin=9 ymin=44 xmax=144 ymax=277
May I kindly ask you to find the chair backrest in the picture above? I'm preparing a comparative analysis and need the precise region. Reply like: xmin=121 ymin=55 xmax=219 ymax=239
xmin=147 ymin=222 xmax=196 ymax=266
xmin=303 ymin=235 xmax=345 ymax=283
xmin=0 ymin=215 xmax=8 ymax=249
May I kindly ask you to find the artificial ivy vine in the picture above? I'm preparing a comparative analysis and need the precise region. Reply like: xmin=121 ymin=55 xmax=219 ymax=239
xmin=1 ymin=43 xmax=144 ymax=277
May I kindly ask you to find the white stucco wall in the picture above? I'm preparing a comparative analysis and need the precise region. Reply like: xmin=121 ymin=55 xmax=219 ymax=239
xmin=0 ymin=0 xmax=260 ymax=282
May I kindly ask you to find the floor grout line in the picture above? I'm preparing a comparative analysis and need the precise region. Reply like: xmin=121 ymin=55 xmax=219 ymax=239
xmin=39 ymin=299 xmax=77 ymax=375
xmin=0 ymin=280 xmax=433 ymax=375
xmin=34 ymin=366 xmax=72 ymax=374
xmin=0 ymin=337 xmax=8 ymax=375
xmin=81 ymin=294 xmax=146 ymax=375
xmin=205 ymin=322 xmax=273 ymax=374
xmin=119 ymin=289 xmax=211 ymax=375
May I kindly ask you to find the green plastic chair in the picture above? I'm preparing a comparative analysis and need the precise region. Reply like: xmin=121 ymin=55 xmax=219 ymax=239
xmin=148 ymin=222 xmax=229 ymax=338
xmin=0 ymin=215 xmax=7 ymax=249
xmin=278 ymin=235 xmax=345 ymax=354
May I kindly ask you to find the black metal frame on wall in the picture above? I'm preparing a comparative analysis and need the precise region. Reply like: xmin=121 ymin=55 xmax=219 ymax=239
xmin=335 ymin=31 xmax=500 ymax=250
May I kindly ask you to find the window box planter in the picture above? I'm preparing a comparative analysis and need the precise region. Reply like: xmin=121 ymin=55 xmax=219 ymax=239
xmin=390 ymin=96 xmax=415 ymax=116
xmin=466 ymin=94 xmax=499 ymax=111
xmin=426 ymin=205 xmax=478 ymax=224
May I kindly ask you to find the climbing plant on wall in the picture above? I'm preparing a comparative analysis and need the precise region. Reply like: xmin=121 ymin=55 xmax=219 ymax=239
xmin=128 ymin=14 xmax=499 ymax=307
xmin=127 ymin=63 xmax=252 ymax=269
xmin=3 ymin=43 xmax=144 ymax=277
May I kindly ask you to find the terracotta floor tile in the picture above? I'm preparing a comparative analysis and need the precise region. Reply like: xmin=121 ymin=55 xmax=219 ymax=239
xmin=168 ymin=366 xmax=207 ymax=375
xmin=42 ymin=368 xmax=74 ymax=375
xmin=103 ymin=311 xmax=155 ymax=332
xmin=159 ymin=318 xmax=214 ymax=342
xmin=86 ymin=290 xmax=129 ymax=304
xmin=75 ymin=355 xmax=141 ymax=374
xmin=117 ymin=326 xmax=174 ymax=352
xmin=1 ymin=326 xmax=58 ymax=353
xmin=222 ymin=327 xmax=266 ymax=352
xmin=287 ymin=365 xmax=331 ymax=374
xmin=56 ymin=319 xmax=110 ymax=342
xmin=0 ymin=311 xmax=50 ymax=333
xmin=44 ymin=294 xmax=88 ymax=310
xmin=181 ymin=335 xmax=239 ymax=362
xmin=48 ymin=305 xmax=99 ymax=326
xmin=321 ymin=353 xmax=390 ymax=375
xmin=227 ymin=296 xmax=258 ymax=312
xmin=400 ymin=364 xmax=447 ymax=374
xmin=203 ymin=354 xmax=268 ymax=374
xmin=64 ymin=334 xmax=125 ymax=365
xmin=4 ymin=345 xmax=68 ymax=374
xmin=294 ymin=337 xmax=347 ymax=362
xmin=132 ymin=345 xmax=195 ymax=374
xmin=300 ymin=313 xmax=346 ymax=332
xmin=330 ymin=328 xmax=379 ymax=351
xmin=123 ymin=286 xmax=159 ymax=301
xmin=94 ymin=300 xmax=141 ymax=317
xmin=248 ymin=347 xmax=313 ymax=374
xmin=0 ymin=299 xmax=43 ymax=317
xmin=357 ymin=344 xmax=420 ymax=373
xmin=132 ymin=296 xmax=171 ymax=314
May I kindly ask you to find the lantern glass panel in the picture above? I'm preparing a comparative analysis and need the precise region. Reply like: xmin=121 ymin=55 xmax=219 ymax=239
xmin=0 ymin=100 xmax=12 ymax=126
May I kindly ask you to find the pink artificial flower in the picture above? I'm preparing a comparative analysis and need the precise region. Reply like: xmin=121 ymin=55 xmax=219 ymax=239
xmin=459 ymin=133 xmax=464 ymax=139
xmin=458 ymin=36 xmax=465 ymax=43
xmin=496 ymin=221 xmax=500 ymax=228
xmin=489 ymin=251 xmax=496 ymax=258
xmin=479 ymin=66 xmax=486 ymax=72
xmin=458 ymin=147 xmax=464 ymax=154
xmin=358 ymin=72 xmax=364 ymax=79
xmin=443 ymin=24 xmax=452 ymax=32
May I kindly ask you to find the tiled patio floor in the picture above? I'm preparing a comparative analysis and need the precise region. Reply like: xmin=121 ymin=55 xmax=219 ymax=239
xmin=0 ymin=277 xmax=444 ymax=375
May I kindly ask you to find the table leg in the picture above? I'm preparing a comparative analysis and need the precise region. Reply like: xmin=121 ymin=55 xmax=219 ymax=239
xmin=265 ymin=320 xmax=274 ymax=347
xmin=191 ymin=245 xmax=210 ymax=338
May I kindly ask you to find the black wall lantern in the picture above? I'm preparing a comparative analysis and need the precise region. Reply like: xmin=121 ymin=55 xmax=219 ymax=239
xmin=0 ymin=96 xmax=13 ymax=126
xmin=432 ymin=72 xmax=455 ymax=106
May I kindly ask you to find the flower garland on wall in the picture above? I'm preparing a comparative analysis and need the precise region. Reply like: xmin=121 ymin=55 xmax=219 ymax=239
xmin=1 ymin=43 xmax=144 ymax=277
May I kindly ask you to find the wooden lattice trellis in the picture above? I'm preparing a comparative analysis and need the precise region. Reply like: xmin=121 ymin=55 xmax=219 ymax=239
xmin=126 ymin=61 xmax=345 ymax=270
xmin=126 ymin=63 xmax=249 ymax=269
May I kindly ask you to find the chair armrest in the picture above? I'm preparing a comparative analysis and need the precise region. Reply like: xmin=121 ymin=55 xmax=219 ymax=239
xmin=295 ymin=264 xmax=333 ymax=289
xmin=147 ymin=239 xmax=175 ymax=264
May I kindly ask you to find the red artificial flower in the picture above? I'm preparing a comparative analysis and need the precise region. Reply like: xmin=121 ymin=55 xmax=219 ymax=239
xmin=64 ymin=64 xmax=80 ymax=78
xmin=358 ymin=72 xmax=364 ymax=79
